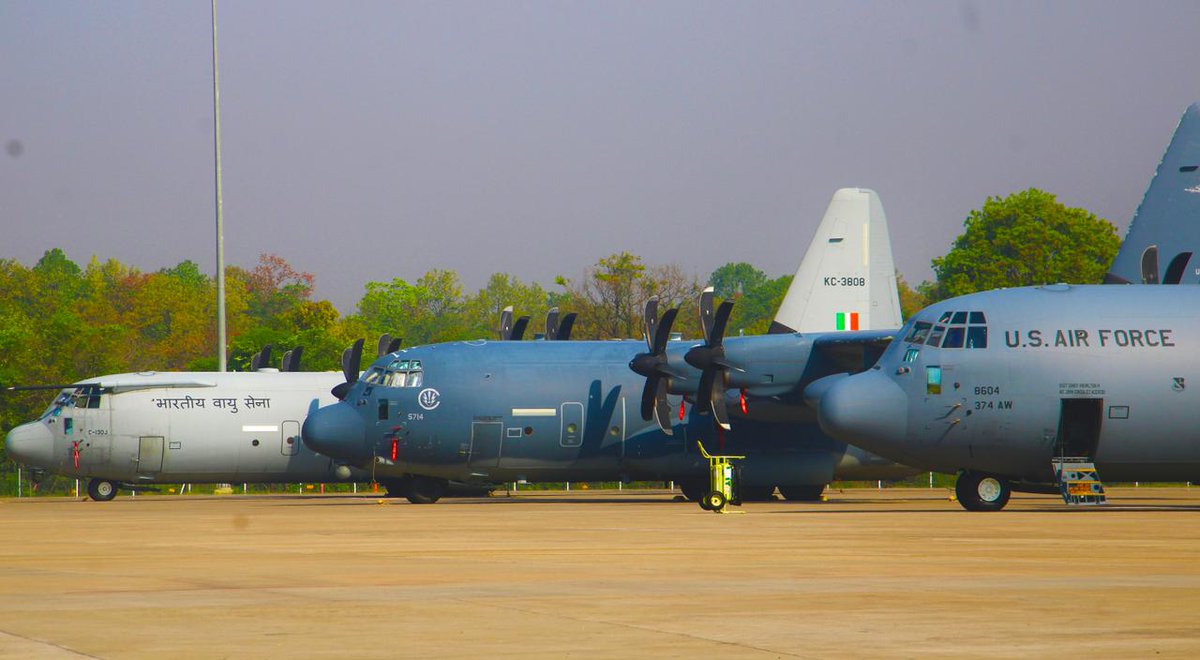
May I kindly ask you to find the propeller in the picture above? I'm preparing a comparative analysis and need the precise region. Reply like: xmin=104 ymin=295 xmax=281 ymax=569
xmin=499 ymin=306 xmax=514 ymax=340
xmin=629 ymin=297 xmax=681 ymax=435
xmin=684 ymin=286 xmax=737 ymax=430
xmin=544 ymin=308 xmax=578 ymax=341
xmin=280 ymin=346 xmax=303 ymax=372
xmin=510 ymin=315 xmax=530 ymax=341
xmin=376 ymin=334 xmax=392 ymax=359
xmin=387 ymin=337 xmax=403 ymax=353
xmin=250 ymin=345 xmax=272 ymax=372
xmin=331 ymin=338 xmax=364 ymax=400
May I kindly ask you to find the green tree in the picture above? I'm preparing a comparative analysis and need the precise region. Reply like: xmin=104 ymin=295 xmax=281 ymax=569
xmin=923 ymin=188 xmax=1118 ymax=302
xmin=708 ymin=262 xmax=767 ymax=299
xmin=461 ymin=273 xmax=550 ymax=339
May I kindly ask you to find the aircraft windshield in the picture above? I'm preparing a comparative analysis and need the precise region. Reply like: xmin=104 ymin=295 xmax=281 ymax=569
xmin=920 ymin=310 xmax=988 ymax=349
xmin=371 ymin=359 xmax=425 ymax=388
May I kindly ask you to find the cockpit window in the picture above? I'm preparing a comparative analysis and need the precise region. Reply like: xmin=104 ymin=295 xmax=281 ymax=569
xmin=362 ymin=368 xmax=386 ymax=385
xmin=967 ymin=326 xmax=988 ymax=348
xmin=950 ymin=311 xmax=968 ymax=324
xmin=905 ymin=321 xmax=932 ymax=344
xmin=926 ymin=325 xmax=946 ymax=346
xmin=374 ymin=359 xmax=424 ymax=388
xmin=942 ymin=326 xmax=966 ymax=348
xmin=969 ymin=311 xmax=986 ymax=324
xmin=937 ymin=311 xmax=953 ymax=323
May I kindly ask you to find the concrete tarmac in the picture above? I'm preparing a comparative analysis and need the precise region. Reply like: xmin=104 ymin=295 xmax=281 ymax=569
xmin=1 ymin=487 xmax=1199 ymax=658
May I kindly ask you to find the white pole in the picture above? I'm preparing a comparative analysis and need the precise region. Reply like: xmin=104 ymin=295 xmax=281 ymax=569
xmin=75 ymin=479 xmax=79 ymax=498
xmin=565 ymin=481 xmax=569 ymax=491
xmin=929 ymin=471 xmax=933 ymax=488
xmin=243 ymin=482 xmax=247 ymax=494
xmin=353 ymin=482 xmax=357 ymax=494
xmin=211 ymin=0 xmax=227 ymax=372
xmin=17 ymin=466 xmax=21 ymax=497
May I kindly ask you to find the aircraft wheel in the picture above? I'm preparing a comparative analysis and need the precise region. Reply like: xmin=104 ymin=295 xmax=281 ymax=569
xmin=87 ymin=478 xmax=118 ymax=502
xmin=704 ymin=491 xmax=727 ymax=511
xmin=778 ymin=484 xmax=825 ymax=501
xmin=405 ymin=476 xmax=447 ymax=504
xmin=738 ymin=485 xmax=776 ymax=502
xmin=678 ymin=480 xmax=706 ymax=502
xmin=380 ymin=477 xmax=411 ymax=498
xmin=955 ymin=471 xmax=1011 ymax=511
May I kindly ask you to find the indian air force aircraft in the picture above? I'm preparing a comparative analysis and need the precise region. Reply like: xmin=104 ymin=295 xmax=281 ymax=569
xmin=816 ymin=103 xmax=1200 ymax=511
xmin=4 ymin=347 xmax=370 ymax=500
xmin=302 ymin=188 xmax=918 ymax=504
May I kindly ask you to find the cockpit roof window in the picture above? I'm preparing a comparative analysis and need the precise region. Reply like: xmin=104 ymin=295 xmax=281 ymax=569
xmin=950 ymin=311 xmax=968 ymax=324
xmin=937 ymin=311 xmax=953 ymax=323
xmin=969 ymin=311 xmax=986 ymax=324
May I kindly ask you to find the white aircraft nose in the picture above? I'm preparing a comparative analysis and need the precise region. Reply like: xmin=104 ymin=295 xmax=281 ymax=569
xmin=818 ymin=370 xmax=909 ymax=462
xmin=5 ymin=421 xmax=55 ymax=467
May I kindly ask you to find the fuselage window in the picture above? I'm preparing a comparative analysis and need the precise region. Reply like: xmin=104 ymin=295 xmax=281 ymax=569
xmin=905 ymin=321 xmax=932 ymax=344
xmin=966 ymin=326 xmax=988 ymax=348
xmin=942 ymin=326 xmax=966 ymax=349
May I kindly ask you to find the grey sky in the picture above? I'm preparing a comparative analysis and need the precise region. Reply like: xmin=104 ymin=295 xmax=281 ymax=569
xmin=3 ymin=1 xmax=1199 ymax=311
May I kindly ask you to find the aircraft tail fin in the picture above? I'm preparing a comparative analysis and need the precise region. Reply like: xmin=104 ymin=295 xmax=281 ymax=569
xmin=1107 ymin=103 xmax=1200 ymax=284
xmin=770 ymin=188 xmax=903 ymax=333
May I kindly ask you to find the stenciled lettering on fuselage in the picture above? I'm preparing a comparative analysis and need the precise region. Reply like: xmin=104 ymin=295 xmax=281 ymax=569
xmin=149 ymin=395 xmax=272 ymax=413
xmin=1002 ymin=328 xmax=1176 ymax=349
xmin=822 ymin=276 xmax=867 ymax=287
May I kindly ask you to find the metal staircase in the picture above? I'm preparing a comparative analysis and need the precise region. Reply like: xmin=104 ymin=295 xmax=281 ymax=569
xmin=1052 ymin=457 xmax=1107 ymax=505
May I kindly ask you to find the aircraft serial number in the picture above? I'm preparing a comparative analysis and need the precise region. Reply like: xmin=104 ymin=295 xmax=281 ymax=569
xmin=407 ymin=413 xmax=424 ymax=421
xmin=974 ymin=386 xmax=1000 ymax=396
xmin=823 ymin=277 xmax=866 ymax=286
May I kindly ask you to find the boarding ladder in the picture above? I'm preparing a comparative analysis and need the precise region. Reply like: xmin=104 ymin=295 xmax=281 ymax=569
xmin=1052 ymin=457 xmax=1107 ymax=506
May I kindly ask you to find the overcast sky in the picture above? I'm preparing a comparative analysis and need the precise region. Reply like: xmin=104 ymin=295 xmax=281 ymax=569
xmin=3 ymin=1 xmax=1199 ymax=311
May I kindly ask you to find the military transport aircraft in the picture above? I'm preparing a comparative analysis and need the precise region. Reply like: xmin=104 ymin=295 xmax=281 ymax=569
xmin=816 ymin=104 xmax=1200 ymax=511
xmin=3 ymin=345 xmax=373 ymax=500
xmin=302 ymin=188 xmax=918 ymax=505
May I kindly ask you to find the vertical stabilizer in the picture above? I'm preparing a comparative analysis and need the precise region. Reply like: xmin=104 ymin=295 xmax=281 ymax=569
xmin=1107 ymin=103 xmax=1200 ymax=284
xmin=770 ymin=188 xmax=902 ymax=333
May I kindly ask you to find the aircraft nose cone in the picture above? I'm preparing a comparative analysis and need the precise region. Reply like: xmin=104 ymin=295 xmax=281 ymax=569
xmin=5 ymin=421 xmax=54 ymax=467
xmin=818 ymin=370 xmax=909 ymax=461
xmin=302 ymin=402 xmax=369 ymax=461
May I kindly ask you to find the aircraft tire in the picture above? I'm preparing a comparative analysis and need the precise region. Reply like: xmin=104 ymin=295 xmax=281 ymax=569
xmin=778 ymin=484 xmax=825 ymax=501
xmin=679 ymin=480 xmax=707 ymax=502
xmin=87 ymin=478 xmax=118 ymax=502
xmin=405 ymin=476 xmax=447 ymax=504
xmin=704 ymin=491 xmax=727 ymax=511
xmin=955 ymin=471 xmax=1011 ymax=511
xmin=380 ymin=477 xmax=411 ymax=499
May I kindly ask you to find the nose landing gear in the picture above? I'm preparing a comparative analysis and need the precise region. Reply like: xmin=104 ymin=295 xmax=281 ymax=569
xmin=87 ymin=478 xmax=119 ymax=502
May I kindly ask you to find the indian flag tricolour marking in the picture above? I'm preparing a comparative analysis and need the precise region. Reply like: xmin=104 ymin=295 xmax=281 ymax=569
xmin=835 ymin=312 xmax=860 ymax=331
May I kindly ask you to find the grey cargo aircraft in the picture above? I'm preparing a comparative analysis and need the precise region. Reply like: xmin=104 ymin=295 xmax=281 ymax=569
xmin=816 ymin=104 xmax=1200 ymax=511
xmin=4 ymin=347 xmax=371 ymax=500
xmin=302 ymin=188 xmax=919 ymax=504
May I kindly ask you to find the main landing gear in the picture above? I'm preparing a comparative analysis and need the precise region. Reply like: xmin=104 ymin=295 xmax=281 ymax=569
xmin=87 ymin=478 xmax=119 ymax=502
xmin=955 ymin=471 xmax=1011 ymax=511
xmin=379 ymin=475 xmax=448 ymax=504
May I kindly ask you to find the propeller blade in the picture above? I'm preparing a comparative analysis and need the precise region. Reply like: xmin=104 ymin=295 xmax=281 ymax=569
xmin=280 ymin=350 xmax=293 ymax=371
xmin=699 ymin=286 xmax=715 ymax=344
xmin=252 ymin=346 xmax=271 ymax=372
xmin=652 ymin=307 xmax=678 ymax=355
xmin=643 ymin=298 xmax=659 ymax=351
xmin=342 ymin=338 xmax=364 ymax=385
xmin=639 ymin=376 xmax=658 ymax=421
xmin=286 ymin=346 xmax=303 ymax=372
xmin=376 ymin=334 xmax=392 ymax=359
xmin=387 ymin=338 xmax=403 ymax=353
xmin=545 ymin=307 xmax=560 ymax=340
xmin=557 ymin=312 xmax=577 ymax=341
xmin=511 ymin=316 xmax=530 ymax=341
xmin=652 ymin=377 xmax=673 ymax=436
xmin=499 ymin=306 xmax=514 ymax=341
xmin=709 ymin=371 xmax=731 ymax=430
xmin=709 ymin=301 xmax=734 ymax=349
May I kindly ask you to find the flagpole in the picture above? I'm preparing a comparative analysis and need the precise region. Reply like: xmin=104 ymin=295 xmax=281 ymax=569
xmin=212 ymin=0 xmax=227 ymax=371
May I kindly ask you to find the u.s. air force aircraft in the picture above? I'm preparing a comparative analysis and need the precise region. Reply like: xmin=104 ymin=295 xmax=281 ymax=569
xmin=4 ymin=348 xmax=370 ymax=500
xmin=816 ymin=104 xmax=1200 ymax=511
xmin=302 ymin=188 xmax=919 ymax=504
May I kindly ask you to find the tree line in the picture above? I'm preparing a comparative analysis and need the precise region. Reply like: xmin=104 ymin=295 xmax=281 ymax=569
xmin=0 ymin=188 xmax=1118 ymax=446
